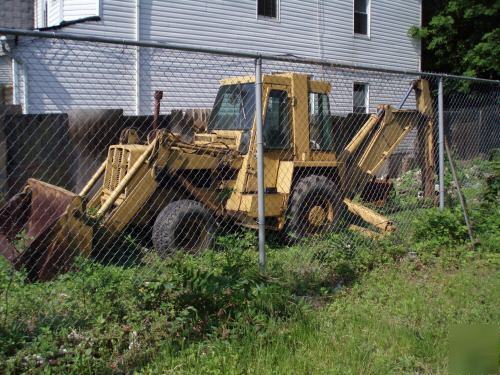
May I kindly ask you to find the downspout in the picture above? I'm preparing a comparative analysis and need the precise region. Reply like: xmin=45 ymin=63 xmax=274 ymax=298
xmin=317 ymin=0 xmax=324 ymax=60
xmin=11 ymin=57 xmax=18 ymax=105
xmin=22 ymin=63 xmax=29 ymax=114
xmin=3 ymin=39 xmax=28 ymax=113
xmin=317 ymin=0 xmax=325 ymax=78
xmin=135 ymin=0 xmax=141 ymax=115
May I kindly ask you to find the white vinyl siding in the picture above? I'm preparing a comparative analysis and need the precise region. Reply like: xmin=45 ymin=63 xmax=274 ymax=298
xmin=0 ymin=57 xmax=12 ymax=85
xmin=58 ymin=0 xmax=135 ymax=39
xmin=38 ymin=0 xmax=421 ymax=71
xmin=48 ymin=0 xmax=62 ymax=27
xmin=34 ymin=0 xmax=62 ymax=28
xmin=35 ymin=0 xmax=100 ymax=28
xmin=17 ymin=0 xmax=421 ymax=116
xmin=12 ymin=38 xmax=135 ymax=113
xmin=34 ymin=0 xmax=45 ymax=28
xmin=136 ymin=0 xmax=420 ymax=71
xmin=34 ymin=0 xmax=61 ymax=28
xmin=64 ymin=0 xmax=100 ymax=22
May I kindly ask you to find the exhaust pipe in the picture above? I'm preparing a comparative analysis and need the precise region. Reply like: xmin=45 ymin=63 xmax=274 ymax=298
xmin=152 ymin=90 xmax=164 ymax=131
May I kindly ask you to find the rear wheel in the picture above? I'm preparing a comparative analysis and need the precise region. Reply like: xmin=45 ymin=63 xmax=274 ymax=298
xmin=152 ymin=200 xmax=215 ymax=257
xmin=285 ymin=175 xmax=345 ymax=241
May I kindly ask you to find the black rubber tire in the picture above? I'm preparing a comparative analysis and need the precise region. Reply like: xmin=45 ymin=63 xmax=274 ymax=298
xmin=152 ymin=200 xmax=215 ymax=257
xmin=285 ymin=175 xmax=345 ymax=241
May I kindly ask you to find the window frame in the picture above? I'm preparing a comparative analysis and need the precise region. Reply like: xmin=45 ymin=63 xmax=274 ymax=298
xmin=309 ymin=92 xmax=335 ymax=152
xmin=35 ymin=0 xmax=102 ymax=29
xmin=42 ymin=0 xmax=49 ymax=28
xmin=256 ymin=0 xmax=281 ymax=22
xmin=352 ymin=82 xmax=370 ymax=114
xmin=263 ymin=89 xmax=292 ymax=150
xmin=353 ymin=0 xmax=371 ymax=38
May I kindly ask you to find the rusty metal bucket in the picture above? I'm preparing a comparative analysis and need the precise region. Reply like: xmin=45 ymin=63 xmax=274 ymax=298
xmin=360 ymin=177 xmax=395 ymax=207
xmin=0 ymin=179 xmax=92 ymax=281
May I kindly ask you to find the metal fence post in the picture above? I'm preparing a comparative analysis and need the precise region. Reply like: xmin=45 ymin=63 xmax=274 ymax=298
xmin=255 ymin=57 xmax=266 ymax=272
xmin=438 ymin=77 xmax=445 ymax=209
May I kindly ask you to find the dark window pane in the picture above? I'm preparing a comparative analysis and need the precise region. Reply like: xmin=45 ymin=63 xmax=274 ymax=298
xmin=309 ymin=93 xmax=334 ymax=151
xmin=264 ymin=90 xmax=290 ymax=149
xmin=258 ymin=0 xmax=277 ymax=18
xmin=353 ymin=83 xmax=368 ymax=113
xmin=208 ymin=83 xmax=256 ymax=132
xmin=354 ymin=0 xmax=368 ymax=13
xmin=354 ymin=12 xmax=368 ymax=34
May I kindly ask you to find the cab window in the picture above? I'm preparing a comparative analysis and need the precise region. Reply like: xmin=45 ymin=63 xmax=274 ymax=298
xmin=309 ymin=92 xmax=334 ymax=151
xmin=263 ymin=90 xmax=291 ymax=149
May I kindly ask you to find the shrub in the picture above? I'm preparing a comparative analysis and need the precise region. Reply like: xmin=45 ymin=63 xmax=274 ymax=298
xmin=412 ymin=208 xmax=469 ymax=254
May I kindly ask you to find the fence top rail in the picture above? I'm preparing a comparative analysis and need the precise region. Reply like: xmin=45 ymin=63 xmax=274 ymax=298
xmin=1 ymin=27 xmax=499 ymax=85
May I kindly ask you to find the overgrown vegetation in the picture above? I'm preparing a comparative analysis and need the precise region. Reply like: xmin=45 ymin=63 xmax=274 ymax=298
xmin=1 ymin=156 xmax=498 ymax=374
xmin=411 ymin=0 xmax=499 ymax=79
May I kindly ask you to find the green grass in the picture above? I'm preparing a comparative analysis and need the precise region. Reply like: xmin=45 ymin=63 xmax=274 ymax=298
xmin=1 ymin=155 xmax=498 ymax=374
xmin=140 ymin=254 xmax=499 ymax=374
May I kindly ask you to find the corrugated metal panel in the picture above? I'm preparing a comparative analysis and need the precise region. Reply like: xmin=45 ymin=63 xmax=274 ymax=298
xmin=63 ymin=0 xmax=99 ymax=22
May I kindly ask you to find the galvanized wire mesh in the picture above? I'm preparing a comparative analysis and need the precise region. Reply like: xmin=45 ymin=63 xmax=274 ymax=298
xmin=0 ymin=33 xmax=498 ymax=283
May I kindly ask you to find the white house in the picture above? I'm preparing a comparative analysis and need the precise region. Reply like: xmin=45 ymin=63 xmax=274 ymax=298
xmin=5 ymin=0 xmax=422 ymax=115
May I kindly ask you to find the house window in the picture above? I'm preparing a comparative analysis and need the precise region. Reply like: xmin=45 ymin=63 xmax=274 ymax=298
xmin=258 ymin=0 xmax=278 ymax=19
xmin=354 ymin=0 xmax=370 ymax=35
xmin=353 ymin=83 xmax=369 ymax=113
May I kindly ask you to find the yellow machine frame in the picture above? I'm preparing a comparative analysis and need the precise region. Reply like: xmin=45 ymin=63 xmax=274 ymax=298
xmin=80 ymin=73 xmax=432 ymax=237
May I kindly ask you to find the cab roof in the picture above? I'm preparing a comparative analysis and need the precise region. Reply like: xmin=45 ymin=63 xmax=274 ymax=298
xmin=220 ymin=72 xmax=331 ymax=94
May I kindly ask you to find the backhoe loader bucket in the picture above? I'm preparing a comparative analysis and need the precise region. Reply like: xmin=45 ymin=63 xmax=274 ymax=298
xmin=0 ymin=179 xmax=92 ymax=281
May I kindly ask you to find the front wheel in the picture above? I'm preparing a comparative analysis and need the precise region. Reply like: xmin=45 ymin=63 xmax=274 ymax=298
xmin=152 ymin=200 xmax=216 ymax=257
xmin=285 ymin=175 xmax=345 ymax=241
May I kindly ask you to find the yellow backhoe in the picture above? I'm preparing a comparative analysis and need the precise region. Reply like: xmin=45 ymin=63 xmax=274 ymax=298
xmin=0 ymin=73 xmax=434 ymax=280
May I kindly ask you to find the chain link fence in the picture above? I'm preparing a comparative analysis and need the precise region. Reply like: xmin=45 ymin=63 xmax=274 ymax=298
xmin=0 ymin=31 xmax=498 ymax=363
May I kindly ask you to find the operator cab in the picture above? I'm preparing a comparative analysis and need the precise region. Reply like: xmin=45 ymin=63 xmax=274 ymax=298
xmin=195 ymin=73 xmax=334 ymax=158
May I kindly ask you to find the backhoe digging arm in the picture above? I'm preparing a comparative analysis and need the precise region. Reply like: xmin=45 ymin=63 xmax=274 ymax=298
xmin=340 ymin=79 xmax=435 ymax=236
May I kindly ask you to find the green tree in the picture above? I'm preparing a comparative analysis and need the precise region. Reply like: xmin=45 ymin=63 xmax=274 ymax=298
xmin=411 ymin=0 xmax=500 ymax=79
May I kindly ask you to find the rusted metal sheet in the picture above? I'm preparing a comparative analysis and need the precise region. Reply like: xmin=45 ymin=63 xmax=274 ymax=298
xmin=0 ymin=179 xmax=92 ymax=281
